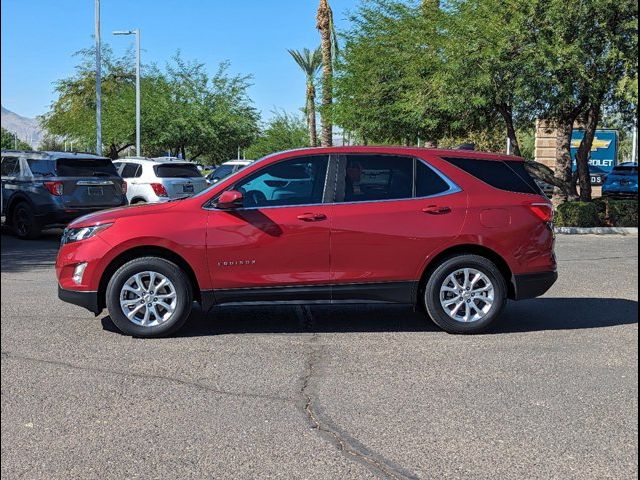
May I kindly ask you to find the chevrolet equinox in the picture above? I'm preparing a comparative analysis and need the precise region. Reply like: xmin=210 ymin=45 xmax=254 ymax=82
xmin=57 ymin=147 xmax=557 ymax=337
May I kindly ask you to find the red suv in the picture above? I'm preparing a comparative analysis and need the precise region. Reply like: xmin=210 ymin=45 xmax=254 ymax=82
xmin=56 ymin=147 xmax=557 ymax=337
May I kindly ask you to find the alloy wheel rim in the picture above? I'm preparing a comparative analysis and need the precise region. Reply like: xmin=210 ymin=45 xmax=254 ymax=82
xmin=439 ymin=268 xmax=495 ymax=323
xmin=119 ymin=271 xmax=177 ymax=327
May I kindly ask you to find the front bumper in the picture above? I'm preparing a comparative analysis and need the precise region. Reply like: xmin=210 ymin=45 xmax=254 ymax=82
xmin=58 ymin=285 xmax=101 ymax=315
xmin=512 ymin=271 xmax=558 ymax=300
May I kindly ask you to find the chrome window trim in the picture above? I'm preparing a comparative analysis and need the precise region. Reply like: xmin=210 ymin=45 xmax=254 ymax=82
xmin=202 ymin=155 xmax=462 ymax=212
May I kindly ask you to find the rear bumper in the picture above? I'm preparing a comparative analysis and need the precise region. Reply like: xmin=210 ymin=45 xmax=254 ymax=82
xmin=512 ymin=271 xmax=558 ymax=300
xmin=58 ymin=286 xmax=101 ymax=315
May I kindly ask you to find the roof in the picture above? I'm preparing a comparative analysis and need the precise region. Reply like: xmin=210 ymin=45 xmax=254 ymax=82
xmin=118 ymin=156 xmax=193 ymax=165
xmin=1 ymin=150 xmax=109 ymax=160
xmin=261 ymin=146 xmax=523 ymax=162
xmin=221 ymin=159 xmax=253 ymax=165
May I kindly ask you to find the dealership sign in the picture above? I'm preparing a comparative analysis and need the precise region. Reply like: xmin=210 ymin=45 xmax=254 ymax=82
xmin=571 ymin=129 xmax=619 ymax=185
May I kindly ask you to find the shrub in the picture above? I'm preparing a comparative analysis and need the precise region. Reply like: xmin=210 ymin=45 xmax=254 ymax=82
xmin=556 ymin=198 xmax=638 ymax=227
xmin=555 ymin=202 xmax=601 ymax=227
xmin=600 ymin=198 xmax=638 ymax=227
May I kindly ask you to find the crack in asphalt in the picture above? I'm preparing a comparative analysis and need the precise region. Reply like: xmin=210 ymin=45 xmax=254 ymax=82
xmin=0 ymin=351 xmax=292 ymax=404
xmin=295 ymin=305 xmax=420 ymax=480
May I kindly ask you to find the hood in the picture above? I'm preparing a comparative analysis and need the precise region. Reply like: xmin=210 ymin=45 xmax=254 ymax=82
xmin=68 ymin=201 xmax=180 ymax=228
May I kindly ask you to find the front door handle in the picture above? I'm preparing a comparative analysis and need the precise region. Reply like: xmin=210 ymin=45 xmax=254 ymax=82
xmin=297 ymin=213 xmax=327 ymax=222
xmin=422 ymin=205 xmax=452 ymax=215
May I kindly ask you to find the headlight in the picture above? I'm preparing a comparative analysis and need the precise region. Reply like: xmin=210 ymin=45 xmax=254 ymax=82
xmin=61 ymin=223 xmax=113 ymax=245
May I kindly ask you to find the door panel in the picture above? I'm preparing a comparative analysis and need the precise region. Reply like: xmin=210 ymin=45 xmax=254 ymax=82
xmin=206 ymin=155 xmax=332 ymax=292
xmin=330 ymin=154 xmax=467 ymax=284
xmin=330 ymin=193 xmax=467 ymax=283
xmin=206 ymin=205 xmax=332 ymax=290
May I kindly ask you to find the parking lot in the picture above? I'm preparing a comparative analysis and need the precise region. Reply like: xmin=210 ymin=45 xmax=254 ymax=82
xmin=1 ymin=230 xmax=637 ymax=479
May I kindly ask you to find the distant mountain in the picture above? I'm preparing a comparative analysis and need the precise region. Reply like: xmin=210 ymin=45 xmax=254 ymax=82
xmin=1 ymin=105 xmax=44 ymax=148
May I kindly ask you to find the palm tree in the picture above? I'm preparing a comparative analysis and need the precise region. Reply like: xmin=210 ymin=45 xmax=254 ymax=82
xmin=316 ymin=0 xmax=338 ymax=147
xmin=288 ymin=47 xmax=322 ymax=147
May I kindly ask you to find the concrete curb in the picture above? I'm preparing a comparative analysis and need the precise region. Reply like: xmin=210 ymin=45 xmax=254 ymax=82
xmin=554 ymin=227 xmax=638 ymax=235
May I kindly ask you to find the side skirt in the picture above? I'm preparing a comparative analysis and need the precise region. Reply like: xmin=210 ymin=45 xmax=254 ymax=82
xmin=200 ymin=281 xmax=418 ymax=312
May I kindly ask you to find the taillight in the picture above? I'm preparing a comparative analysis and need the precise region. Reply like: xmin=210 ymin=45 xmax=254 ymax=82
xmin=44 ymin=181 xmax=64 ymax=196
xmin=527 ymin=203 xmax=554 ymax=223
xmin=150 ymin=183 xmax=168 ymax=197
xmin=121 ymin=181 xmax=128 ymax=194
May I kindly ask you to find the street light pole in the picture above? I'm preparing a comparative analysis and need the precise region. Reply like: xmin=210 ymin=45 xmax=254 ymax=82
xmin=95 ymin=0 xmax=102 ymax=156
xmin=113 ymin=29 xmax=141 ymax=157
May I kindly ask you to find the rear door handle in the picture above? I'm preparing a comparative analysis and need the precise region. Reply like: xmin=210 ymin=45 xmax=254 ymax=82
xmin=297 ymin=213 xmax=327 ymax=222
xmin=422 ymin=205 xmax=452 ymax=215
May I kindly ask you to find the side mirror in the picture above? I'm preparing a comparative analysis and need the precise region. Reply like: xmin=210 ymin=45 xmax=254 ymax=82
xmin=216 ymin=190 xmax=244 ymax=209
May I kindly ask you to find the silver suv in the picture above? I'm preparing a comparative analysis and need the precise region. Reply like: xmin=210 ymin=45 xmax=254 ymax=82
xmin=114 ymin=157 xmax=208 ymax=204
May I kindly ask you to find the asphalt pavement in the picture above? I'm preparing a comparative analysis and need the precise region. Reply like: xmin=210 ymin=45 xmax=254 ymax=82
xmin=1 ymin=229 xmax=638 ymax=479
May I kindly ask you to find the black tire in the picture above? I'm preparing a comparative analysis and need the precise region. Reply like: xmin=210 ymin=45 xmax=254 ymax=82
xmin=12 ymin=202 xmax=42 ymax=239
xmin=423 ymin=254 xmax=507 ymax=334
xmin=106 ymin=257 xmax=193 ymax=337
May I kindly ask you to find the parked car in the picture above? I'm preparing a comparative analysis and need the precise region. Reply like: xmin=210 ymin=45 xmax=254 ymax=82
xmin=206 ymin=159 xmax=252 ymax=184
xmin=534 ymin=179 xmax=555 ymax=197
xmin=114 ymin=157 xmax=208 ymax=204
xmin=1 ymin=150 xmax=127 ymax=239
xmin=602 ymin=162 xmax=638 ymax=198
xmin=56 ymin=147 xmax=557 ymax=337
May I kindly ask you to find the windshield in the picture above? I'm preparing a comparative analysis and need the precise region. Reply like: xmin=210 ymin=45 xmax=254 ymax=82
xmin=55 ymin=158 xmax=119 ymax=177
xmin=154 ymin=163 xmax=202 ymax=178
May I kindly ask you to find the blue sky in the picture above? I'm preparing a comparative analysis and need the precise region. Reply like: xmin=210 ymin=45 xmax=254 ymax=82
xmin=1 ymin=0 xmax=361 ymax=120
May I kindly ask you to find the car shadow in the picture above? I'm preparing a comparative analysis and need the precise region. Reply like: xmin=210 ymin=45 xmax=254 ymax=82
xmin=0 ymin=227 xmax=63 ymax=273
xmin=100 ymin=297 xmax=638 ymax=337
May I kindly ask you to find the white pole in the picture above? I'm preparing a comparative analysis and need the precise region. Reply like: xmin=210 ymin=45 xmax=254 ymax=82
xmin=95 ymin=0 xmax=102 ymax=155
xmin=135 ymin=29 xmax=141 ymax=157
xmin=506 ymin=137 xmax=512 ymax=155
xmin=632 ymin=124 xmax=638 ymax=164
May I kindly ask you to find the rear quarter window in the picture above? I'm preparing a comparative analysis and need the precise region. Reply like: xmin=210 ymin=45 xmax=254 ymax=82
xmin=27 ymin=159 xmax=56 ymax=177
xmin=154 ymin=163 xmax=202 ymax=178
xmin=56 ymin=158 xmax=118 ymax=177
xmin=443 ymin=157 xmax=542 ymax=195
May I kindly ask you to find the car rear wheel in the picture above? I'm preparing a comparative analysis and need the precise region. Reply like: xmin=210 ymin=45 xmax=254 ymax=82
xmin=106 ymin=257 xmax=193 ymax=337
xmin=424 ymin=254 xmax=507 ymax=334
xmin=12 ymin=202 xmax=42 ymax=240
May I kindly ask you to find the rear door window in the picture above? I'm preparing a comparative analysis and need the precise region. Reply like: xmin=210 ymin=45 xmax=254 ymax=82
xmin=154 ymin=163 xmax=202 ymax=178
xmin=56 ymin=158 xmax=118 ymax=177
xmin=342 ymin=155 xmax=414 ymax=202
xmin=442 ymin=157 xmax=542 ymax=195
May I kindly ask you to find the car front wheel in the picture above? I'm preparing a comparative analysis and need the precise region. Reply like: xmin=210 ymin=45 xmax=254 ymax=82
xmin=424 ymin=254 xmax=507 ymax=334
xmin=106 ymin=257 xmax=193 ymax=337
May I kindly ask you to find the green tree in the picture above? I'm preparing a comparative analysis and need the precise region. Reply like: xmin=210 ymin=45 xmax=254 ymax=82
xmin=1 ymin=127 xmax=32 ymax=150
xmin=245 ymin=112 xmax=310 ymax=159
xmin=42 ymin=47 xmax=259 ymax=162
xmin=288 ymin=47 xmax=322 ymax=147
xmin=440 ymin=0 xmax=540 ymax=157
xmin=334 ymin=0 xmax=462 ymax=146
xmin=526 ymin=0 xmax=638 ymax=202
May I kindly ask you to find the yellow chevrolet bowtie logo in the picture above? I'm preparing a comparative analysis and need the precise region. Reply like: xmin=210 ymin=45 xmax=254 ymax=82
xmin=571 ymin=136 xmax=612 ymax=151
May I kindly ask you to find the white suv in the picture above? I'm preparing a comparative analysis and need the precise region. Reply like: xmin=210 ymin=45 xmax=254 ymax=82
xmin=114 ymin=157 xmax=208 ymax=204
